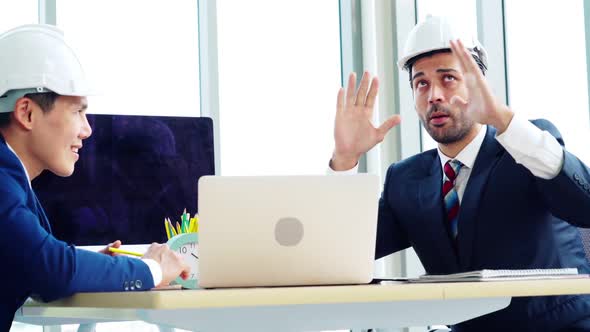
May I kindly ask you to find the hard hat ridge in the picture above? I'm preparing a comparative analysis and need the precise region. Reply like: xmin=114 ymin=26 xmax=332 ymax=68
xmin=0 ymin=24 xmax=95 ymax=113
xmin=398 ymin=15 xmax=488 ymax=73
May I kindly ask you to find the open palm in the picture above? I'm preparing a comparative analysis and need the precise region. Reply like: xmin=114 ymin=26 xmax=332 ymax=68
xmin=332 ymin=72 xmax=401 ymax=170
xmin=449 ymin=39 xmax=512 ymax=131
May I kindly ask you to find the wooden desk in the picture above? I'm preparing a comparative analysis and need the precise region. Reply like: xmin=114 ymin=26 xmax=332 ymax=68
xmin=15 ymin=279 xmax=590 ymax=331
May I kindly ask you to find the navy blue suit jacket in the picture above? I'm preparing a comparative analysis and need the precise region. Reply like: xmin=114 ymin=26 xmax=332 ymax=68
xmin=376 ymin=120 xmax=590 ymax=331
xmin=0 ymin=135 xmax=155 ymax=330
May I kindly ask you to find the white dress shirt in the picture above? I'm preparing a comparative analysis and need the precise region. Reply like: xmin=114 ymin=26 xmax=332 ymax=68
xmin=5 ymin=142 xmax=163 ymax=287
xmin=328 ymin=113 xmax=565 ymax=204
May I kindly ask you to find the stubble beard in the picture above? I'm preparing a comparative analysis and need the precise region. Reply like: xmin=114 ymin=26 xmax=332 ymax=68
xmin=421 ymin=104 xmax=475 ymax=144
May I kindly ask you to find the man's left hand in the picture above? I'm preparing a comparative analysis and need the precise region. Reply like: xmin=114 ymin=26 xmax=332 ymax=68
xmin=449 ymin=39 xmax=514 ymax=134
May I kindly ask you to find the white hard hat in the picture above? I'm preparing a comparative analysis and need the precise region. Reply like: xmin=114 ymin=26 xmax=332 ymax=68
xmin=0 ymin=24 xmax=94 ymax=113
xmin=398 ymin=15 xmax=487 ymax=72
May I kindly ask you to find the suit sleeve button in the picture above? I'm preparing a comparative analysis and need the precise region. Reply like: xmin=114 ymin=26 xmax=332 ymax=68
xmin=135 ymin=280 xmax=143 ymax=289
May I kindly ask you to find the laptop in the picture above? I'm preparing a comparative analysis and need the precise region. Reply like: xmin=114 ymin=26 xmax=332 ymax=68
xmin=197 ymin=174 xmax=380 ymax=288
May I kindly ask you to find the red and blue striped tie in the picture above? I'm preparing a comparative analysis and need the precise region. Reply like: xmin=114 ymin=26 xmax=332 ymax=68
xmin=443 ymin=160 xmax=463 ymax=240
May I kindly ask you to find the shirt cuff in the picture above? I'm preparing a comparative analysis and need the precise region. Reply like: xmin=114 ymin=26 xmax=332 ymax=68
xmin=327 ymin=160 xmax=359 ymax=175
xmin=495 ymin=113 xmax=564 ymax=179
xmin=141 ymin=258 xmax=162 ymax=287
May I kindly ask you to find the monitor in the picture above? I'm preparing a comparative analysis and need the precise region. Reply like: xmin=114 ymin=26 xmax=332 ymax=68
xmin=32 ymin=114 xmax=214 ymax=245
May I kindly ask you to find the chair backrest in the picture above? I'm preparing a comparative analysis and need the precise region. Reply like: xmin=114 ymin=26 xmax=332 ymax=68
xmin=578 ymin=228 xmax=590 ymax=263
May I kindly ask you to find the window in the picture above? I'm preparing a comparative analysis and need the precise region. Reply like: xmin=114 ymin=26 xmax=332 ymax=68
xmin=505 ymin=1 xmax=590 ymax=165
xmin=217 ymin=0 xmax=341 ymax=175
xmin=416 ymin=0 xmax=478 ymax=152
xmin=0 ymin=0 xmax=37 ymax=33
xmin=56 ymin=0 xmax=200 ymax=117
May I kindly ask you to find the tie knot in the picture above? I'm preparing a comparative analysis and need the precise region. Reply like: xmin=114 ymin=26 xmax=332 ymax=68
xmin=444 ymin=159 xmax=462 ymax=181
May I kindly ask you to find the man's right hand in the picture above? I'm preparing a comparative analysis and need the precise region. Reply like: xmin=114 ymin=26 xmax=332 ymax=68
xmin=332 ymin=72 xmax=401 ymax=171
xmin=142 ymin=243 xmax=190 ymax=288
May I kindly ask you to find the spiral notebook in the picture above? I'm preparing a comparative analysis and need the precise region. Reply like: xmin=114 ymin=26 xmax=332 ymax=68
xmin=409 ymin=268 xmax=585 ymax=283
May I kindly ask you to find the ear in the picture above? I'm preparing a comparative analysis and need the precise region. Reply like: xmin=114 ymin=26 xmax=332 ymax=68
xmin=12 ymin=97 xmax=36 ymax=131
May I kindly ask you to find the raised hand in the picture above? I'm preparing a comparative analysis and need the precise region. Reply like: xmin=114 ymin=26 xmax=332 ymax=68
xmin=449 ymin=39 xmax=513 ymax=134
xmin=332 ymin=72 xmax=401 ymax=171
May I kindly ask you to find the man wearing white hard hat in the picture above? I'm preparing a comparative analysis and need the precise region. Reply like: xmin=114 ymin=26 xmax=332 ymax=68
xmin=330 ymin=16 xmax=590 ymax=330
xmin=0 ymin=25 xmax=190 ymax=330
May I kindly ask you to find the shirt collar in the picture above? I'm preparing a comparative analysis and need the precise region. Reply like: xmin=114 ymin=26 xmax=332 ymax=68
xmin=5 ymin=141 xmax=32 ymax=187
xmin=438 ymin=125 xmax=487 ymax=171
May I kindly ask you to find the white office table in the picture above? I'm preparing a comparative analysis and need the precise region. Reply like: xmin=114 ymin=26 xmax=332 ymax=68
xmin=15 ymin=279 xmax=590 ymax=331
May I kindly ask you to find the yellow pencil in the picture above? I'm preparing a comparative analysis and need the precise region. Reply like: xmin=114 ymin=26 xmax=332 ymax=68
xmin=176 ymin=221 xmax=182 ymax=235
xmin=108 ymin=247 xmax=143 ymax=257
xmin=167 ymin=218 xmax=177 ymax=237
xmin=188 ymin=218 xmax=195 ymax=233
xmin=164 ymin=219 xmax=171 ymax=240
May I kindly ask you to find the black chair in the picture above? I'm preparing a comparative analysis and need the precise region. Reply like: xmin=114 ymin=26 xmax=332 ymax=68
xmin=578 ymin=227 xmax=590 ymax=263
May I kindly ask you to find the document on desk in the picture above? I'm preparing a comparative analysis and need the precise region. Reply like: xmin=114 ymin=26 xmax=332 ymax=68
xmin=408 ymin=268 xmax=588 ymax=283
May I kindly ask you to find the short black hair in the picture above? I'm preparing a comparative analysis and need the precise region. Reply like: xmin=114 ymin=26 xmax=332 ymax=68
xmin=0 ymin=91 xmax=60 ymax=128
xmin=405 ymin=48 xmax=487 ymax=85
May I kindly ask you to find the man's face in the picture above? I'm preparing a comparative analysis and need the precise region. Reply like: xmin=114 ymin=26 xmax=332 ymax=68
xmin=30 ymin=96 xmax=92 ymax=176
xmin=411 ymin=52 xmax=475 ymax=144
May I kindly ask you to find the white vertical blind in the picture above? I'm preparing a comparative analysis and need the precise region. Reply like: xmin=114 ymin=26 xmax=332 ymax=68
xmin=217 ymin=0 xmax=341 ymax=175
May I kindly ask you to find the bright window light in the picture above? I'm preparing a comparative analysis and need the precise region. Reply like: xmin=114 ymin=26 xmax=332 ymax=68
xmin=505 ymin=1 xmax=590 ymax=165
xmin=217 ymin=0 xmax=342 ymax=175
xmin=0 ymin=0 xmax=37 ymax=33
xmin=56 ymin=0 xmax=200 ymax=117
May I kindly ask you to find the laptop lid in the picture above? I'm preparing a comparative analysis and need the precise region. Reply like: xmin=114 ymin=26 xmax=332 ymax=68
xmin=198 ymin=174 xmax=379 ymax=288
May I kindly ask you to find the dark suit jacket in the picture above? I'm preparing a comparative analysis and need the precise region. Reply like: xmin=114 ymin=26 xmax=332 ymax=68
xmin=376 ymin=120 xmax=590 ymax=331
xmin=0 ymin=135 xmax=155 ymax=331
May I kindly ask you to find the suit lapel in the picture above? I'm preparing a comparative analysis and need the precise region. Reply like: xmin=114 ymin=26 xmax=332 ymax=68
xmin=1 ymin=135 xmax=52 ymax=233
xmin=457 ymin=125 xmax=503 ymax=268
xmin=417 ymin=152 xmax=460 ymax=271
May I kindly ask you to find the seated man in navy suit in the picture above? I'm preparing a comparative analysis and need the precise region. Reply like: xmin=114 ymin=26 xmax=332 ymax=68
xmin=0 ymin=25 xmax=190 ymax=330
xmin=330 ymin=16 xmax=590 ymax=331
